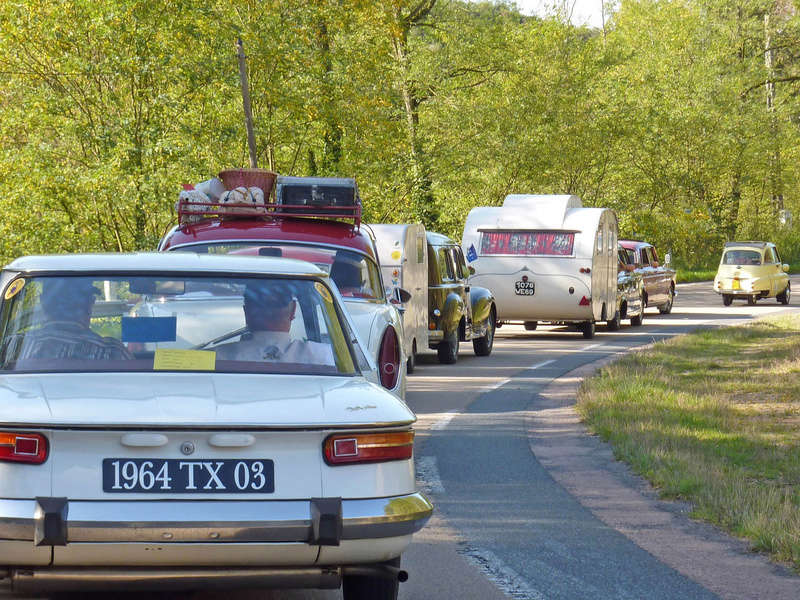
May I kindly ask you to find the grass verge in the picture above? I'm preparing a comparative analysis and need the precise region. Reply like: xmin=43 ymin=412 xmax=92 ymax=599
xmin=577 ymin=314 xmax=800 ymax=571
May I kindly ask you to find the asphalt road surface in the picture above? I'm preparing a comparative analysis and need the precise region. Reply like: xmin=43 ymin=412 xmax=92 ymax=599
xmin=9 ymin=282 xmax=800 ymax=600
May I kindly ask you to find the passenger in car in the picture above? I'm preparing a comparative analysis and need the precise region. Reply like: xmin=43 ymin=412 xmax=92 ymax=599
xmin=10 ymin=279 xmax=132 ymax=361
xmin=214 ymin=281 xmax=334 ymax=365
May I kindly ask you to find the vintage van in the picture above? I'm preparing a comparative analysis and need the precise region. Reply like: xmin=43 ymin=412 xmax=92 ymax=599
xmin=461 ymin=194 xmax=618 ymax=339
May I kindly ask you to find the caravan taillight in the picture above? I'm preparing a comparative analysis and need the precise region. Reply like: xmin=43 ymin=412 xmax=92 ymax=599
xmin=579 ymin=296 xmax=591 ymax=306
xmin=579 ymin=267 xmax=591 ymax=274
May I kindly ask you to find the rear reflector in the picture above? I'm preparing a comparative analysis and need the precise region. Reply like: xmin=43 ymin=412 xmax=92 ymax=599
xmin=324 ymin=431 xmax=414 ymax=466
xmin=579 ymin=296 xmax=591 ymax=306
xmin=0 ymin=432 xmax=48 ymax=464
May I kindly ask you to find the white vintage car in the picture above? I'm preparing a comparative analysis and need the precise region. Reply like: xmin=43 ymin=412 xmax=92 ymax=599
xmin=0 ymin=252 xmax=431 ymax=598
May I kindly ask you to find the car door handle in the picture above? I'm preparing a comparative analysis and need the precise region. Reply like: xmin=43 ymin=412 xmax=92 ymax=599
xmin=208 ymin=433 xmax=255 ymax=448
xmin=121 ymin=433 xmax=169 ymax=448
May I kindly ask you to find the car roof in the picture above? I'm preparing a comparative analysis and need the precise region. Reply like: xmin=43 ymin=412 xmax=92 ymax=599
xmin=4 ymin=252 xmax=327 ymax=277
xmin=618 ymin=240 xmax=652 ymax=250
xmin=426 ymin=231 xmax=456 ymax=246
xmin=723 ymin=241 xmax=772 ymax=250
xmin=160 ymin=217 xmax=377 ymax=259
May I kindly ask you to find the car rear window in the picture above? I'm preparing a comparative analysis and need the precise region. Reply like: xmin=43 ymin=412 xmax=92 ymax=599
xmin=0 ymin=274 xmax=356 ymax=376
xmin=723 ymin=250 xmax=762 ymax=266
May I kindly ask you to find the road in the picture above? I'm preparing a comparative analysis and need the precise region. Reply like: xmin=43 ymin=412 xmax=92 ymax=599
xmin=13 ymin=282 xmax=799 ymax=600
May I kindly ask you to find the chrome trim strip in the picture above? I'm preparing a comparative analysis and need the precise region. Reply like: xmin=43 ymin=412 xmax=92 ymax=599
xmin=11 ymin=566 xmax=342 ymax=593
xmin=0 ymin=493 xmax=433 ymax=544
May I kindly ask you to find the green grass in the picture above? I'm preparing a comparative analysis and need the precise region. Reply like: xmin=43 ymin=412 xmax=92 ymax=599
xmin=577 ymin=315 xmax=800 ymax=571
xmin=676 ymin=269 xmax=717 ymax=283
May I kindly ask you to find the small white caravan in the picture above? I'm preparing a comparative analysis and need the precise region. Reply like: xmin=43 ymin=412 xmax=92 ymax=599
xmin=461 ymin=194 xmax=618 ymax=338
xmin=369 ymin=223 xmax=428 ymax=371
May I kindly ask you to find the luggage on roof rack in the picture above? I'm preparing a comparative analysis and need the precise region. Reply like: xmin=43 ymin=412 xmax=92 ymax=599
xmin=176 ymin=174 xmax=362 ymax=228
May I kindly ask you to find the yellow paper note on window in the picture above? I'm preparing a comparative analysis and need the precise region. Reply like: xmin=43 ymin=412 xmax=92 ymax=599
xmin=154 ymin=349 xmax=216 ymax=371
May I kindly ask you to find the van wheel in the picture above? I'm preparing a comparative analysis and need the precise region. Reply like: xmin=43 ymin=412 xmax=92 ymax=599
xmin=523 ymin=321 xmax=538 ymax=331
xmin=777 ymin=283 xmax=791 ymax=305
xmin=630 ymin=310 xmax=643 ymax=326
xmin=747 ymin=295 xmax=757 ymax=306
xmin=342 ymin=558 xmax=400 ymax=600
xmin=437 ymin=332 xmax=459 ymax=364
xmin=406 ymin=340 xmax=417 ymax=374
xmin=722 ymin=294 xmax=733 ymax=306
xmin=473 ymin=309 xmax=495 ymax=357
xmin=581 ymin=321 xmax=595 ymax=339
xmin=658 ymin=286 xmax=675 ymax=314
xmin=606 ymin=310 xmax=621 ymax=331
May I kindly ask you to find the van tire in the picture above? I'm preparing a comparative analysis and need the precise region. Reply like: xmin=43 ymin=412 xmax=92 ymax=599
xmin=722 ymin=294 xmax=733 ymax=306
xmin=631 ymin=310 xmax=643 ymax=326
xmin=777 ymin=283 xmax=791 ymax=305
xmin=407 ymin=340 xmax=417 ymax=374
xmin=747 ymin=295 xmax=757 ymax=306
xmin=523 ymin=321 xmax=538 ymax=331
xmin=473 ymin=309 xmax=495 ymax=356
xmin=437 ymin=332 xmax=459 ymax=364
xmin=581 ymin=321 xmax=595 ymax=339
xmin=606 ymin=310 xmax=621 ymax=331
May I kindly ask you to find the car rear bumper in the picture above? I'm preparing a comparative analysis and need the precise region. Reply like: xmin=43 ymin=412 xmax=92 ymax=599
xmin=0 ymin=492 xmax=433 ymax=546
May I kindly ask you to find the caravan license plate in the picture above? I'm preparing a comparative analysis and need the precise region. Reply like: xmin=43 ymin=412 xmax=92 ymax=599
xmin=515 ymin=280 xmax=535 ymax=296
xmin=102 ymin=458 xmax=274 ymax=493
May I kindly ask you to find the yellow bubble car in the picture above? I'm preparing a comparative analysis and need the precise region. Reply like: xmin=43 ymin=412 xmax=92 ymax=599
xmin=713 ymin=241 xmax=791 ymax=306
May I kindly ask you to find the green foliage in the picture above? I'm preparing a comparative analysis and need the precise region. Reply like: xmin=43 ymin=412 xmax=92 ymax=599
xmin=2 ymin=0 xmax=800 ymax=262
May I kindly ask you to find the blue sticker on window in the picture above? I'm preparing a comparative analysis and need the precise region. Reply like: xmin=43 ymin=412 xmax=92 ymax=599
xmin=121 ymin=317 xmax=177 ymax=343
xmin=466 ymin=244 xmax=478 ymax=262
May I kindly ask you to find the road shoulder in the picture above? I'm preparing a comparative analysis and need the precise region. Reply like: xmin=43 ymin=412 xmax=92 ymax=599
xmin=527 ymin=352 xmax=799 ymax=600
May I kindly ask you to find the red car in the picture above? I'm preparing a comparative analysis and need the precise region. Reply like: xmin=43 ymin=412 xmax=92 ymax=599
xmin=158 ymin=178 xmax=407 ymax=399
xmin=618 ymin=240 xmax=676 ymax=314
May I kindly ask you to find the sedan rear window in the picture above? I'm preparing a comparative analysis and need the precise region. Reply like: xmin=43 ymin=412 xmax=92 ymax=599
xmin=0 ymin=275 xmax=356 ymax=376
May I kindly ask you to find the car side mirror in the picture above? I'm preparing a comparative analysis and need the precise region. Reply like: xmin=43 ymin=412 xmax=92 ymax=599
xmin=783 ymin=264 xmax=789 ymax=273
xmin=397 ymin=287 xmax=412 ymax=303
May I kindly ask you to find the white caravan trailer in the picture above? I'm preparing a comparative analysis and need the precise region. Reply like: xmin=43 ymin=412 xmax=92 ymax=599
xmin=461 ymin=194 xmax=617 ymax=338
xmin=369 ymin=223 xmax=428 ymax=372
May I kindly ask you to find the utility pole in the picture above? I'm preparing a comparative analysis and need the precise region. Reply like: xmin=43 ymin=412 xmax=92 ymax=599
xmin=236 ymin=38 xmax=258 ymax=169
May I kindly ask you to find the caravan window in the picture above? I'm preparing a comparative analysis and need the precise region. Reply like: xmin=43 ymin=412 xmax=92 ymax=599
xmin=479 ymin=231 xmax=574 ymax=257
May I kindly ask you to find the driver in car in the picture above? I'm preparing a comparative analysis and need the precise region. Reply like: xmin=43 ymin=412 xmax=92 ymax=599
xmin=214 ymin=280 xmax=335 ymax=365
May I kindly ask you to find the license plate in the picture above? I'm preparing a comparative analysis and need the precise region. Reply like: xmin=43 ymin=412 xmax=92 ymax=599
xmin=732 ymin=279 xmax=740 ymax=290
xmin=102 ymin=458 xmax=274 ymax=493
xmin=515 ymin=280 xmax=535 ymax=296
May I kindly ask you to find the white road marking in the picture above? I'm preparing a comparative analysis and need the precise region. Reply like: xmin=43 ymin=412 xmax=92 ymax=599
xmin=415 ymin=456 xmax=445 ymax=495
xmin=529 ymin=359 xmax=555 ymax=370
xmin=430 ymin=410 xmax=458 ymax=431
xmin=487 ymin=378 xmax=512 ymax=391
xmin=581 ymin=343 xmax=603 ymax=352
xmin=457 ymin=544 xmax=545 ymax=600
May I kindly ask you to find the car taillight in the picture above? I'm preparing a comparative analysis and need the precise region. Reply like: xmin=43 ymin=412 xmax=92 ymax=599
xmin=378 ymin=327 xmax=400 ymax=390
xmin=0 ymin=432 xmax=48 ymax=464
xmin=323 ymin=431 xmax=414 ymax=465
